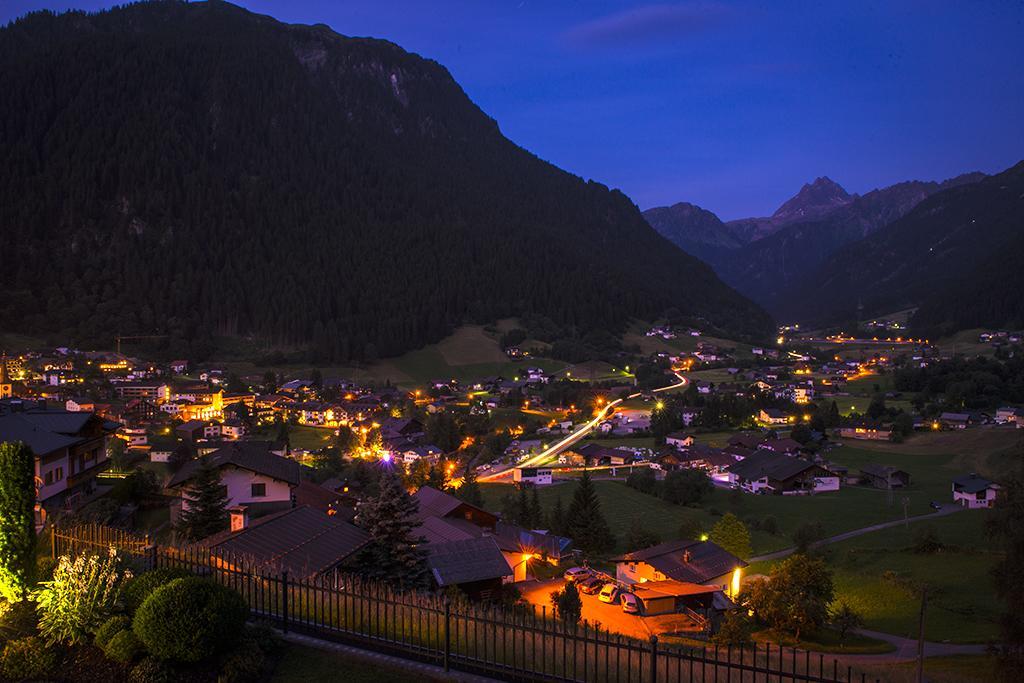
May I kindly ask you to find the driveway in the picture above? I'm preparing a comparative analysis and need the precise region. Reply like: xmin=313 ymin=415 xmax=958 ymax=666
xmin=517 ymin=578 xmax=702 ymax=639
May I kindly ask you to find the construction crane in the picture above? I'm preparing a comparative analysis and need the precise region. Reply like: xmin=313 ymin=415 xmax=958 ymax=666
xmin=115 ymin=335 xmax=167 ymax=355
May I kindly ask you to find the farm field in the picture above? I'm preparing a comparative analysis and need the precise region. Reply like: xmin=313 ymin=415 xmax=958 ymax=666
xmin=823 ymin=511 xmax=1000 ymax=643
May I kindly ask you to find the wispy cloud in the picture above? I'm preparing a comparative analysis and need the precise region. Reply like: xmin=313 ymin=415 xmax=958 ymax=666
xmin=563 ymin=3 xmax=734 ymax=50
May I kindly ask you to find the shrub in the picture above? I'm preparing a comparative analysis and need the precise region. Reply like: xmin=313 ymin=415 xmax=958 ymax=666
xmin=122 ymin=568 xmax=192 ymax=615
xmin=133 ymin=577 xmax=248 ymax=662
xmin=129 ymin=657 xmax=179 ymax=683
xmin=35 ymin=556 xmax=57 ymax=583
xmin=218 ymin=638 xmax=267 ymax=683
xmin=94 ymin=614 xmax=131 ymax=648
xmin=33 ymin=549 xmax=133 ymax=645
xmin=0 ymin=635 xmax=57 ymax=680
xmin=242 ymin=622 xmax=283 ymax=656
xmin=0 ymin=598 xmax=39 ymax=638
xmin=105 ymin=628 xmax=145 ymax=663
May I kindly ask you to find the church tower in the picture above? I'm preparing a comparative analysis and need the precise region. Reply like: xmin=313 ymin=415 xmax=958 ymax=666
xmin=0 ymin=353 xmax=13 ymax=399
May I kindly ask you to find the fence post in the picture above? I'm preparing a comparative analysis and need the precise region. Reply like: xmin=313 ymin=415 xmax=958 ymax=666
xmin=649 ymin=635 xmax=658 ymax=683
xmin=443 ymin=598 xmax=451 ymax=672
xmin=281 ymin=571 xmax=289 ymax=633
xmin=50 ymin=525 xmax=56 ymax=559
xmin=148 ymin=542 xmax=158 ymax=571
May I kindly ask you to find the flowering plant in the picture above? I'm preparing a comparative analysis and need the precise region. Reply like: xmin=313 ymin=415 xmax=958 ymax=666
xmin=33 ymin=549 xmax=133 ymax=645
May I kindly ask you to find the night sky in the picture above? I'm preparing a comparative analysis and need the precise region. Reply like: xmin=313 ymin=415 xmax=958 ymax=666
xmin=5 ymin=1 xmax=1023 ymax=219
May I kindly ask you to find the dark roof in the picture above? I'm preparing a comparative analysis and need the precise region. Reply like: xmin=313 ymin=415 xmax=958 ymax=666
xmin=760 ymin=438 xmax=802 ymax=453
xmin=727 ymin=450 xmax=817 ymax=482
xmin=204 ymin=506 xmax=368 ymax=577
xmin=168 ymin=442 xmax=300 ymax=488
xmin=860 ymin=464 xmax=909 ymax=479
xmin=413 ymin=485 xmax=484 ymax=520
xmin=611 ymin=539 xmax=746 ymax=583
xmin=727 ymin=433 xmax=763 ymax=450
xmin=426 ymin=537 xmax=511 ymax=586
xmin=417 ymin=515 xmax=484 ymax=545
xmin=953 ymin=473 xmax=997 ymax=493
xmin=493 ymin=521 xmax=573 ymax=558
xmin=0 ymin=413 xmax=83 ymax=454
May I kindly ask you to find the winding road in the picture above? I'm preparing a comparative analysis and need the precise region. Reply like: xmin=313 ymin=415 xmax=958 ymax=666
xmin=478 ymin=371 xmax=687 ymax=482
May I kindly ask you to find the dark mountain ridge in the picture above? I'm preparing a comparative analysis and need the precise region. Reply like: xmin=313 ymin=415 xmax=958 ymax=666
xmin=644 ymin=172 xmax=985 ymax=315
xmin=780 ymin=160 xmax=1024 ymax=332
xmin=0 ymin=1 xmax=772 ymax=361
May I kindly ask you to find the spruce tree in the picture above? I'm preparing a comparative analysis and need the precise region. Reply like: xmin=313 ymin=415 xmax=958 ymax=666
xmin=565 ymin=470 xmax=615 ymax=554
xmin=548 ymin=496 xmax=567 ymax=536
xmin=0 ymin=442 xmax=36 ymax=602
xmin=456 ymin=470 xmax=483 ymax=508
xmin=354 ymin=469 xmax=428 ymax=589
xmin=528 ymin=486 xmax=544 ymax=529
xmin=176 ymin=457 xmax=229 ymax=542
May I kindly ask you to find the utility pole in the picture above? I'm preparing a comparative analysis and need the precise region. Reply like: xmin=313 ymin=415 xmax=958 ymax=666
xmin=916 ymin=586 xmax=928 ymax=683
xmin=903 ymin=496 xmax=910 ymax=528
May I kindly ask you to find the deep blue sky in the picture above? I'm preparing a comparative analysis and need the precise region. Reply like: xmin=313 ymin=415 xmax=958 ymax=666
xmin=5 ymin=1 xmax=1024 ymax=219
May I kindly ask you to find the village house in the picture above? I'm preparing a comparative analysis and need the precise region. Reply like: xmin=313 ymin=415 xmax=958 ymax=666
xmin=952 ymin=473 xmax=1001 ymax=509
xmin=611 ymin=539 xmax=747 ymax=615
xmin=0 ymin=405 xmax=118 ymax=526
xmin=513 ymin=467 xmax=553 ymax=485
xmin=198 ymin=505 xmax=369 ymax=579
xmin=176 ymin=419 xmax=221 ymax=442
xmin=726 ymin=450 xmax=839 ymax=494
xmin=167 ymin=441 xmax=300 ymax=517
xmin=665 ymin=431 xmax=695 ymax=449
xmin=939 ymin=412 xmax=972 ymax=430
xmin=859 ymin=464 xmax=911 ymax=489
xmin=757 ymin=408 xmax=792 ymax=426
xmin=113 ymin=381 xmax=170 ymax=402
xmin=838 ymin=422 xmax=893 ymax=441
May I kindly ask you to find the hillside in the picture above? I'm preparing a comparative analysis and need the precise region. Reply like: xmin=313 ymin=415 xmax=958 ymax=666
xmin=644 ymin=173 xmax=984 ymax=313
xmin=0 ymin=2 xmax=771 ymax=362
xmin=779 ymin=160 xmax=1024 ymax=330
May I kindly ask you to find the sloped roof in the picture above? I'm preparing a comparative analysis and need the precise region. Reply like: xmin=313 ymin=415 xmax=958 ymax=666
xmin=493 ymin=521 xmax=573 ymax=558
xmin=631 ymin=579 xmax=721 ymax=601
xmin=426 ymin=536 xmax=512 ymax=586
xmin=417 ymin=515 xmax=483 ymax=545
xmin=168 ymin=441 xmax=300 ymax=488
xmin=413 ymin=485 xmax=473 ymax=519
xmin=0 ymin=414 xmax=83 ymax=455
xmin=726 ymin=450 xmax=816 ymax=483
xmin=611 ymin=539 xmax=745 ymax=583
xmin=204 ymin=506 xmax=369 ymax=577
xmin=953 ymin=474 xmax=998 ymax=493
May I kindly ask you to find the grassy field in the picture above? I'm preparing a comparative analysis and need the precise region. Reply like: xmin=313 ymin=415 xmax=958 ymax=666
xmin=858 ymin=655 xmax=996 ymax=683
xmin=215 ymin=323 xmax=569 ymax=388
xmin=479 ymin=478 xmax=944 ymax=557
xmin=822 ymin=511 xmax=1001 ymax=643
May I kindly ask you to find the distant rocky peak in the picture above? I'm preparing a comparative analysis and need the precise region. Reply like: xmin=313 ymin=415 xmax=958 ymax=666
xmin=773 ymin=176 xmax=852 ymax=221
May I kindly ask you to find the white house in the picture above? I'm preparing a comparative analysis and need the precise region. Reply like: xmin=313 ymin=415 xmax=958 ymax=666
xmin=167 ymin=442 xmax=300 ymax=517
xmin=513 ymin=467 xmax=553 ymax=485
xmin=665 ymin=431 xmax=695 ymax=449
xmin=952 ymin=474 xmax=1001 ymax=509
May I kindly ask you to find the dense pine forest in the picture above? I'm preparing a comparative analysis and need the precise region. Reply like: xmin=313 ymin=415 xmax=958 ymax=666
xmin=0 ymin=1 xmax=771 ymax=361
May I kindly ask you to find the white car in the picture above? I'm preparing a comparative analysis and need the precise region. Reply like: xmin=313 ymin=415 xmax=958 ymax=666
xmin=619 ymin=592 xmax=640 ymax=614
xmin=598 ymin=583 xmax=620 ymax=604
xmin=563 ymin=567 xmax=591 ymax=583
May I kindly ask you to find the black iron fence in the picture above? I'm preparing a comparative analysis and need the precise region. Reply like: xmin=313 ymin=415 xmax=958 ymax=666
xmin=52 ymin=523 xmax=881 ymax=683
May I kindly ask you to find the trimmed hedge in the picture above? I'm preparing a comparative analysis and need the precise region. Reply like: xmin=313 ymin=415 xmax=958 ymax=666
xmin=105 ymin=628 xmax=146 ymax=663
xmin=122 ymin=567 xmax=192 ymax=615
xmin=133 ymin=577 xmax=248 ymax=663
xmin=128 ymin=657 xmax=178 ymax=683
xmin=94 ymin=614 xmax=131 ymax=648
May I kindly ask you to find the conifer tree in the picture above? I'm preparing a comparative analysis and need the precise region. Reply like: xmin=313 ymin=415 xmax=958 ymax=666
xmin=176 ymin=457 xmax=229 ymax=541
xmin=0 ymin=441 xmax=36 ymax=602
xmin=528 ymin=486 xmax=544 ymax=529
xmin=457 ymin=470 xmax=483 ymax=508
xmin=354 ymin=468 xmax=428 ymax=589
xmin=548 ymin=496 xmax=567 ymax=536
xmin=565 ymin=470 xmax=615 ymax=554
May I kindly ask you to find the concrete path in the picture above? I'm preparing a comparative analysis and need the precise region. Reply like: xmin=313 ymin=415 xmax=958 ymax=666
xmin=750 ymin=504 xmax=964 ymax=563
xmin=839 ymin=628 xmax=987 ymax=663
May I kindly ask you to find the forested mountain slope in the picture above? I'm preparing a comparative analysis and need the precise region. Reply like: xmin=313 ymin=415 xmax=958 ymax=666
xmin=780 ymin=161 xmax=1024 ymax=331
xmin=0 ymin=1 xmax=771 ymax=361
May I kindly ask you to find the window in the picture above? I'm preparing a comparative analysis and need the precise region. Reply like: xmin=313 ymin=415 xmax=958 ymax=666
xmin=251 ymin=483 xmax=267 ymax=498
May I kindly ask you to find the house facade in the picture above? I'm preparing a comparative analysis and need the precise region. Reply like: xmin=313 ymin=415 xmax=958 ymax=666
xmin=952 ymin=474 xmax=1001 ymax=509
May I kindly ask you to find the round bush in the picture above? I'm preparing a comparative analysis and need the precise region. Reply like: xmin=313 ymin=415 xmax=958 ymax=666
xmin=133 ymin=577 xmax=248 ymax=663
xmin=94 ymin=614 xmax=131 ymax=648
xmin=1 ymin=636 xmax=57 ymax=680
xmin=128 ymin=657 xmax=178 ymax=683
xmin=122 ymin=568 xmax=192 ymax=615
xmin=105 ymin=628 xmax=145 ymax=663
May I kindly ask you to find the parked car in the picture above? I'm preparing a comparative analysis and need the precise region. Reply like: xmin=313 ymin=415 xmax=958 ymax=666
xmin=579 ymin=577 xmax=605 ymax=595
xmin=598 ymin=583 xmax=620 ymax=604
xmin=620 ymin=592 xmax=640 ymax=614
xmin=930 ymin=501 xmax=942 ymax=510
xmin=563 ymin=567 xmax=591 ymax=583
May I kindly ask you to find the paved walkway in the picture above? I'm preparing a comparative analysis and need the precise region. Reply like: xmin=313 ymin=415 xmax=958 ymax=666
xmin=280 ymin=631 xmax=498 ymax=682
xmin=750 ymin=504 xmax=963 ymax=563
xmin=839 ymin=628 xmax=987 ymax=663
